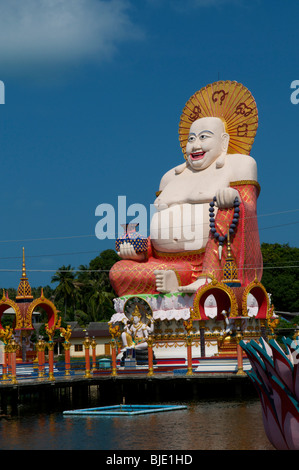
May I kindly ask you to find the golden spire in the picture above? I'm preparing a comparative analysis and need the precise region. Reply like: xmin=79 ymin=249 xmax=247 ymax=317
xmin=16 ymin=247 xmax=33 ymax=300
xmin=22 ymin=246 xmax=26 ymax=277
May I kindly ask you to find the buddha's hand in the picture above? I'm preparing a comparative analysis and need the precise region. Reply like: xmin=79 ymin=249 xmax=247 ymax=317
xmin=118 ymin=242 xmax=147 ymax=261
xmin=154 ymin=197 xmax=168 ymax=211
xmin=215 ymin=188 xmax=240 ymax=209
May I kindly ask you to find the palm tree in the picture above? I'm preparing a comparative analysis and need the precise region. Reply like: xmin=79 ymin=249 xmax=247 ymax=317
xmin=74 ymin=275 xmax=114 ymax=324
xmin=51 ymin=265 xmax=79 ymax=320
xmin=87 ymin=278 xmax=114 ymax=321
xmin=51 ymin=250 xmax=119 ymax=323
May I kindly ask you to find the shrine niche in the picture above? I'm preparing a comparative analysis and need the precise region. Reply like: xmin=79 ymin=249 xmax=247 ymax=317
xmin=190 ymin=277 xmax=239 ymax=321
xmin=0 ymin=248 xmax=59 ymax=361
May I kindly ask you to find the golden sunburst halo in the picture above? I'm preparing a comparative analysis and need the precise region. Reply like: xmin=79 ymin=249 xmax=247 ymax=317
xmin=179 ymin=80 xmax=258 ymax=160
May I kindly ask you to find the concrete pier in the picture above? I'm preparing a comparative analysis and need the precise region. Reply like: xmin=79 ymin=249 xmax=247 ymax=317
xmin=0 ymin=373 xmax=257 ymax=416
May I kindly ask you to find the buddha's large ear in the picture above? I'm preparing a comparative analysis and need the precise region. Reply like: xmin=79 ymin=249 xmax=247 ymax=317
xmin=221 ymin=132 xmax=230 ymax=152
xmin=216 ymin=133 xmax=230 ymax=169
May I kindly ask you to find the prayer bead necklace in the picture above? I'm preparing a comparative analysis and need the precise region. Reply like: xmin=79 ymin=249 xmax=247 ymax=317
xmin=209 ymin=196 xmax=240 ymax=259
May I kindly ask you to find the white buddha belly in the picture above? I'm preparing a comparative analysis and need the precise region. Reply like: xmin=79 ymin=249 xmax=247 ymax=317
xmin=150 ymin=202 xmax=210 ymax=253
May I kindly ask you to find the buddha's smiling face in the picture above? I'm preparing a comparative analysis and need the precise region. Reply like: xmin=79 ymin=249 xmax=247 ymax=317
xmin=186 ymin=117 xmax=229 ymax=170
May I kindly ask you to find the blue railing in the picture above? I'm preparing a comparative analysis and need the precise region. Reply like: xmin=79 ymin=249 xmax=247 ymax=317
xmin=0 ymin=361 xmax=90 ymax=382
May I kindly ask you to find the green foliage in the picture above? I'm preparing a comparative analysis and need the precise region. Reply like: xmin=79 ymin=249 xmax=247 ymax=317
xmin=51 ymin=250 xmax=120 ymax=324
xmin=261 ymin=243 xmax=299 ymax=313
xmin=32 ymin=285 xmax=55 ymax=300
xmin=51 ymin=265 xmax=79 ymax=320
xmin=1 ymin=314 xmax=14 ymax=329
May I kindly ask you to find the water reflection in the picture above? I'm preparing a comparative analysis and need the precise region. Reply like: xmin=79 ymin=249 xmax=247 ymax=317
xmin=0 ymin=398 xmax=273 ymax=450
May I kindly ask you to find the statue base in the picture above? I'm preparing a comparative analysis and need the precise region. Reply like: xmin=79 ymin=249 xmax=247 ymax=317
xmin=110 ymin=289 xmax=272 ymax=372
xmin=124 ymin=357 xmax=137 ymax=369
xmin=120 ymin=347 xmax=157 ymax=367
xmin=217 ymin=336 xmax=238 ymax=356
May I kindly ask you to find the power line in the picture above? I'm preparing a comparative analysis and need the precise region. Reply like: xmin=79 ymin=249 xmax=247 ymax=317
xmin=0 ymin=264 xmax=298 ymax=274
xmin=0 ymin=216 xmax=297 ymax=257
xmin=0 ymin=234 xmax=95 ymax=244
xmin=0 ymin=250 xmax=100 ymax=261
xmin=0 ymin=231 xmax=298 ymax=266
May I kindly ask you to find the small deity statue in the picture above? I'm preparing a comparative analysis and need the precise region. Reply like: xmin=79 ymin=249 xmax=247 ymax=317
xmin=121 ymin=306 xmax=154 ymax=351
xmin=267 ymin=316 xmax=280 ymax=336
xmin=220 ymin=310 xmax=235 ymax=342
xmin=45 ymin=317 xmax=62 ymax=342
xmin=0 ymin=325 xmax=13 ymax=345
xmin=183 ymin=318 xmax=193 ymax=336
xmin=60 ymin=324 xmax=72 ymax=343
xmin=109 ymin=323 xmax=121 ymax=340
xmin=110 ymin=81 xmax=263 ymax=297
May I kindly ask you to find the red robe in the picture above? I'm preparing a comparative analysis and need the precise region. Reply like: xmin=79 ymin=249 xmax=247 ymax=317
xmin=109 ymin=181 xmax=263 ymax=297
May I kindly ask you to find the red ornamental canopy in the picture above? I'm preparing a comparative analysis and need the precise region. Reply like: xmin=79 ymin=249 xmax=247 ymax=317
xmin=190 ymin=276 xmax=270 ymax=321
xmin=0 ymin=248 xmax=59 ymax=330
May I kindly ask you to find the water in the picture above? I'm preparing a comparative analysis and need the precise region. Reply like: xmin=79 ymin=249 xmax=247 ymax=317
xmin=0 ymin=396 xmax=274 ymax=450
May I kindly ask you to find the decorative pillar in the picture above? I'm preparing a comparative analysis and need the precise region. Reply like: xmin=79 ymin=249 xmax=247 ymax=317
xmin=83 ymin=333 xmax=91 ymax=378
xmin=199 ymin=320 xmax=206 ymax=357
xmin=236 ymin=328 xmax=246 ymax=376
xmin=0 ymin=326 xmax=13 ymax=381
xmin=42 ymin=342 xmax=46 ymax=371
xmin=147 ymin=336 xmax=154 ymax=377
xmin=2 ymin=343 xmax=9 ymax=381
xmin=186 ymin=336 xmax=193 ymax=376
xmin=45 ymin=319 xmax=61 ymax=381
xmin=63 ymin=342 xmax=71 ymax=376
xmin=47 ymin=341 xmax=55 ymax=381
xmin=110 ymin=339 xmax=117 ymax=376
xmin=183 ymin=318 xmax=193 ymax=375
xmin=91 ymin=336 xmax=97 ymax=371
xmin=60 ymin=325 xmax=72 ymax=377
xmin=36 ymin=338 xmax=46 ymax=379
xmin=109 ymin=324 xmax=122 ymax=376
xmin=9 ymin=337 xmax=19 ymax=384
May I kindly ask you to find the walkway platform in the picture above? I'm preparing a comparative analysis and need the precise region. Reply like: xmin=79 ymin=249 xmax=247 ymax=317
xmin=0 ymin=371 xmax=256 ymax=414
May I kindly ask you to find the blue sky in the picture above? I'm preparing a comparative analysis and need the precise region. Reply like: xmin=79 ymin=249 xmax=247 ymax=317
xmin=0 ymin=0 xmax=298 ymax=288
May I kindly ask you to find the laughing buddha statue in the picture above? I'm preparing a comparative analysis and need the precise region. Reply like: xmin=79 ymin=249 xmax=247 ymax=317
xmin=110 ymin=81 xmax=263 ymax=297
